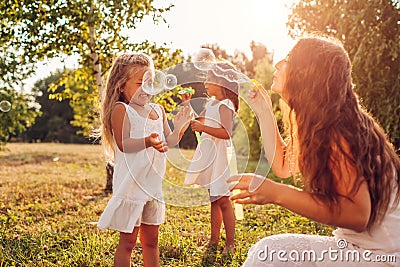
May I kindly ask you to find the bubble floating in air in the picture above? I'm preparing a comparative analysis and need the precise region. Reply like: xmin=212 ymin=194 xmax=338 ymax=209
xmin=193 ymin=48 xmax=216 ymax=71
xmin=165 ymin=74 xmax=178 ymax=90
xmin=0 ymin=100 xmax=11 ymax=112
xmin=212 ymin=65 xmax=240 ymax=82
xmin=142 ymin=70 xmax=166 ymax=95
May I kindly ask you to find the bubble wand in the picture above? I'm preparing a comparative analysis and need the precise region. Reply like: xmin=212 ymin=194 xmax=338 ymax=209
xmin=226 ymin=146 xmax=244 ymax=220
xmin=178 ymin=88 xmax=202 ymax=144
xmin=178 ymin=88 xmax=195 ymax=95
xmin=248 ymin=79 xmax=263 ymax=90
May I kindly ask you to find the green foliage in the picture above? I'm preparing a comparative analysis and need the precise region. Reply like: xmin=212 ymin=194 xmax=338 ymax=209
xmin=153 ymin=85 xmax=186 ymax=119
xmin=202 ymin=43 xmax=252 ymax=75
xmin=0 ymin=0 xmax=183 ymax=137
xmin=235 ymin=92 xmax=262 ymax=160
xmin=1 ymin=0 xmax=172 ymax=63
xmin=0 ymin=88 xmax=39 ymax=146
xmin=0 ymin=2 xmax=36 ymax=88
xmin=49 ymin=44 xmax=184 ymax=137
xmin=287 ymin=0 xmax=400 ymax=150
xmin=26 ymin=71 xmax=88 ymax=143
xmin=49 ymin=67 xmax=101 ymax=137
xmin=0 ymin=143 xmax=333 ymax=266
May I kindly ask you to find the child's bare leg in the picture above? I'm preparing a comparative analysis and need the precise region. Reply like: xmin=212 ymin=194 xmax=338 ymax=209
xmin=140 ymin=224 xmax=160 ymax=267
xmin=114 ymin=227 xmax=140 ymax=267
xmin=218 ymin=196 xmax=235 ymax=252
xmin=210 ymin=200 xmax=222 ymax=245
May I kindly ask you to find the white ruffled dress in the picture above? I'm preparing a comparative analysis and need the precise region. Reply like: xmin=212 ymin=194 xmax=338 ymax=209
xmin=184 ymin=98 xmax=235 ymax=197
xmin=98 ymin=103 xmax=166 ymax=233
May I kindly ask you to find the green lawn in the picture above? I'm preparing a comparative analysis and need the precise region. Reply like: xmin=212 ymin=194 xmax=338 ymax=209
xmin=0 ymin=143 xmax=333 ymax=266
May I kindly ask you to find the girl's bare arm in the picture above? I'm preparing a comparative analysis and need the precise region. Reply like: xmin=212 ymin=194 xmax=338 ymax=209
xmin=112 ymin=104 xmax=165 ymax=153
xmin=190 ymin=105 xmax=233 ymax=140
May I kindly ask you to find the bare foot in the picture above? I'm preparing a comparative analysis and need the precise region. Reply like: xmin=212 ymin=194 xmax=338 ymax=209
xmin=200 ymin=241 xmax=218 ymax=251
xmin=222 ymin=244 xmax=235 ymax=254
xmin=207 ymin=242 xmax=218 ymax=249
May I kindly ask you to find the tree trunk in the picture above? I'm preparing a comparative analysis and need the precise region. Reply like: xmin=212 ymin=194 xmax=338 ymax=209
xmin=105 ymin=161 xmax=114 ymax=193
xmin=88 ymin=2 xmax=112 ymax=193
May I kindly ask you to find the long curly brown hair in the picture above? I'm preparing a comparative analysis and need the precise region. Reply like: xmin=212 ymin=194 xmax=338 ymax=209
xmin=285 ymin=36 xmax=400 ymax=229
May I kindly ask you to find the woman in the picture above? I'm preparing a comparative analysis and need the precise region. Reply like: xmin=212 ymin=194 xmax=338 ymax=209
xmin=229 ymin=36 xmax=400 ymax=266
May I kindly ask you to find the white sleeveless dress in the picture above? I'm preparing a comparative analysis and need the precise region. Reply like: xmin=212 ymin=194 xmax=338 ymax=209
xmin=98 ymin=103 xmax=166 ymax=233
xmin=184 ymin=98 xmax=235 ymax=197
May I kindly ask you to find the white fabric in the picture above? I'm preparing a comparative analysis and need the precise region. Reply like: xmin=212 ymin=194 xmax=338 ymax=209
xmin=243 ymin=233 xmax=397 ymax=266
xmin=333 ymin=189 xmax=400 ymax=254
xmin=184 ymin=98 xmax=235 ymax=197
xmin=98 ymin=103 xmax=166 ymax=233
xmin=243 ymin=190 xmax=400 ymax=266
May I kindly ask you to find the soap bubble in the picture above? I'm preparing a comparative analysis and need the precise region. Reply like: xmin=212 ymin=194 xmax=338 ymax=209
xmin=0 ymin=100 xmax=11 ymax=112
xmin=236 ymin=72 xmax=251 ymax=83
xmin=212 ymin=65 xmax=239 ymax=82
xmin=142 ymin=70 xmax=166 ymax=95
xmin=165 ymin=74 xmax=178 ymax=90
xmin=119 ymin=61 xmax=274 ymax=208
xmin=193 ymin=48 xmax=216 ymax=71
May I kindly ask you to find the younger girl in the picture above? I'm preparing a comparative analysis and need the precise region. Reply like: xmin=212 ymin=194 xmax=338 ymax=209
xmin=96 ymin=53 xmax=190 ymax=267
xmin=184 ymin=62 xmax=239 ymax=254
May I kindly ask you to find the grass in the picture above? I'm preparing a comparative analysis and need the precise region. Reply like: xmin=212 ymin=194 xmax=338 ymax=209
xmin=0 ymin=143 xmax=333 ymax=266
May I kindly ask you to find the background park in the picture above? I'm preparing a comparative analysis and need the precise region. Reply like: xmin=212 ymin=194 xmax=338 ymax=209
xmin=1 ymin=0 xmax=399 ymax=266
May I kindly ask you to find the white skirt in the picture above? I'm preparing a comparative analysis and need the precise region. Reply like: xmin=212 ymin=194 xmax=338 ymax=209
xmin=98 ymin=196 xmax=165 ymax=233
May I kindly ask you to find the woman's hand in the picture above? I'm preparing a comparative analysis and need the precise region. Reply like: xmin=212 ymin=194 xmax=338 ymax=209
xmin=173 ymin=106 xmax=191 ymax=133
xmin=190 ymin=118 xmax=204 ymax=132
xmin=228 ymin=173 xmax=278 ymax=205
xmin=247 ymin=87 xmax=273 ymax=117
xmin=146 ymin=133 xmax=168 ymax=152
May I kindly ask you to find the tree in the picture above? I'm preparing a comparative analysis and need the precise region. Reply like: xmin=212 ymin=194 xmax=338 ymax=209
xmin=287 ymin=0 xmax=400 ymax=151
xmin=0 ymin=87 xmax=39 ymax=148
xmin=0 ymin=1 xmax=36 ymax=88
xmin=0 ymin=1 xmax=42 ymax=146
xmin=25 ymin=71 xmax=87 ymax=143
xmin=201 ymin=43 xmax=252 ymax=76
xmin=1 ymin=0 xmax=184 ymax=191
xmin=1 ymin=0 xmax=183 ymax=133
xmin=243 ymin=43 xmax=277 ymax=161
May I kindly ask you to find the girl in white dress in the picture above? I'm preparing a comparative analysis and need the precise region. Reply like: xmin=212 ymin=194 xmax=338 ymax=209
xmin=95 ymin=53 xmax=190 ymax=267
xmin=229 ymin=36 xmax=400 ymax=266
xmin=183 ymin=62 xmax=239 ymax=254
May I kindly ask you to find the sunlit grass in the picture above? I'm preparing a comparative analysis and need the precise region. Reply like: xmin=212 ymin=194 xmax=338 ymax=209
xmin=0 ymin=143 xmax=333 ymax=266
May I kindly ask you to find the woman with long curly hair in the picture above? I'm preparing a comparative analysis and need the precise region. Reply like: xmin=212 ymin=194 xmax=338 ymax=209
xmin=229 ymin=36 xmax=400 ymax=266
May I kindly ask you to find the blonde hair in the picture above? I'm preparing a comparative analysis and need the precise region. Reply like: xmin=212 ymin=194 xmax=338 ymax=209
xmin=95 ymin=53 xmax=153 ymax=161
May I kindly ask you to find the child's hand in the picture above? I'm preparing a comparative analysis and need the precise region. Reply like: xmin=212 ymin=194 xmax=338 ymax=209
xmin=180 ymin=93 xmax=192 ymax=106
xmin=173 ymin=106 xmax=191 ymax=133
xmin=146 ymin=133 xmax=168 ymax=152
xmin=190 ymin=118 xmax=204 ymax=132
